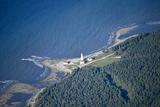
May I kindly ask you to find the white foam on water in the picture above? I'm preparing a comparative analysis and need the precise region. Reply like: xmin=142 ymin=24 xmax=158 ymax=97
xmin=21 ymin=57 xmax=43 ymax=68
xmin=147 ymin=21 xmax=160 ymax=25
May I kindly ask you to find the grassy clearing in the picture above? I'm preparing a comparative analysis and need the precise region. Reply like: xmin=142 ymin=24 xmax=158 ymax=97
xmin=65 ymin=64 xmax=77 ymax=70
xmin=91 ymin=56 xmax=120 ymax=67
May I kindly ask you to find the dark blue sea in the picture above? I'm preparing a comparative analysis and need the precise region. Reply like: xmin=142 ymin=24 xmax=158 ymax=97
xmin=0 ymin=0 xmax=160 ymax=84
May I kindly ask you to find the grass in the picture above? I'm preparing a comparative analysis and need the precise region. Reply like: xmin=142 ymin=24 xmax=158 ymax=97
xmin=65 ymin=64 xmax=77 ymax=70
xmin=65 ymin=52 xmax=120 ymax=68
xmin=90 ymin=55 xmax=120 ymax=67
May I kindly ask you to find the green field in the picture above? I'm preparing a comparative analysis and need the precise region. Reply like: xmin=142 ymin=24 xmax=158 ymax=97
xmin=91 ymin=56 xmax=120 ymax=67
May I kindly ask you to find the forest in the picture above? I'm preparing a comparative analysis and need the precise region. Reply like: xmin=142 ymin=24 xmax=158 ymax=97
xmin=35 ymin=30 xmax=160 ymax=107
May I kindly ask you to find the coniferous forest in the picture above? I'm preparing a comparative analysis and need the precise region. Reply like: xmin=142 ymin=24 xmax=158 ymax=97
xmin=35 ymin=30 xmax=160 ymax=107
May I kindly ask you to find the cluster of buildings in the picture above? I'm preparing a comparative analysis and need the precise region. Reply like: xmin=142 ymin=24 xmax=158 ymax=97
xmin=80 ymin=53 xmax=94 ymax=65
xmin=63 ymin=52 xmax=94 ymax=66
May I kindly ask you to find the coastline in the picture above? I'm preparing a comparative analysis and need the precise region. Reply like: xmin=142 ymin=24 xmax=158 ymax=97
xmin=1 ymin=22 xmax=159 ymax=107
xmin=27 ymin=24 xmax=141 ymax=107
xmin=27 ymin=88 xmax=45 ymax=107
xmin=0 ymin=82 xmax=38 ymax=107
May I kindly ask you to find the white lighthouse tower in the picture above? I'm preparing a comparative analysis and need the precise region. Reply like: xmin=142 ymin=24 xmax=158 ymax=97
xmin=80 ymin=53 xmax=84 ymax=65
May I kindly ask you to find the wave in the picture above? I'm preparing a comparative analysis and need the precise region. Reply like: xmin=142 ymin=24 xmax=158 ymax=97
xmin=21 ymin=57 xmax=43 ymax=68
xmin=31 ymin=55 xmax=43 ymax=59
xmin=0 ymin=80 xmax=16 ymax=84
xmin=107 ymin=32 xmax=115 ymax=46
xmin=147 ymin=20 xmax=160 ymax=25
xmin=21 ymin=56 xmax=52 ymax=80
xmin=31 ymin=55 xmax=50 ymax=59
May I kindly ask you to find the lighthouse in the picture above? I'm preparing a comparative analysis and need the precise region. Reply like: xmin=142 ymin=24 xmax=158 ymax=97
xmin=80 ymin=53 xmax=84 ymax=65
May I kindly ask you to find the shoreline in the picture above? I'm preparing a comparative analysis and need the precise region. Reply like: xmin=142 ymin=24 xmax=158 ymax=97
xmin=27 ymin=24 xmax=141 ymax=106
xmin=0 ymin=82 xmax=38 ymax=107
xmin=1 ymin=22 xmax=159 ymax=107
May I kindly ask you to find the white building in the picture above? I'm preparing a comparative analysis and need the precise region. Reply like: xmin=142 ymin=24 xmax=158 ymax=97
xmin=87 ymin=57 xmax=93 ymax=62
xmin=80 ymin=53 xmax=84 ymax=65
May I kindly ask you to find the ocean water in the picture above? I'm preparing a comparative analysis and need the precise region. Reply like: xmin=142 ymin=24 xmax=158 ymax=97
xmin=0 ymin=0 xmax=160 ymax=83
